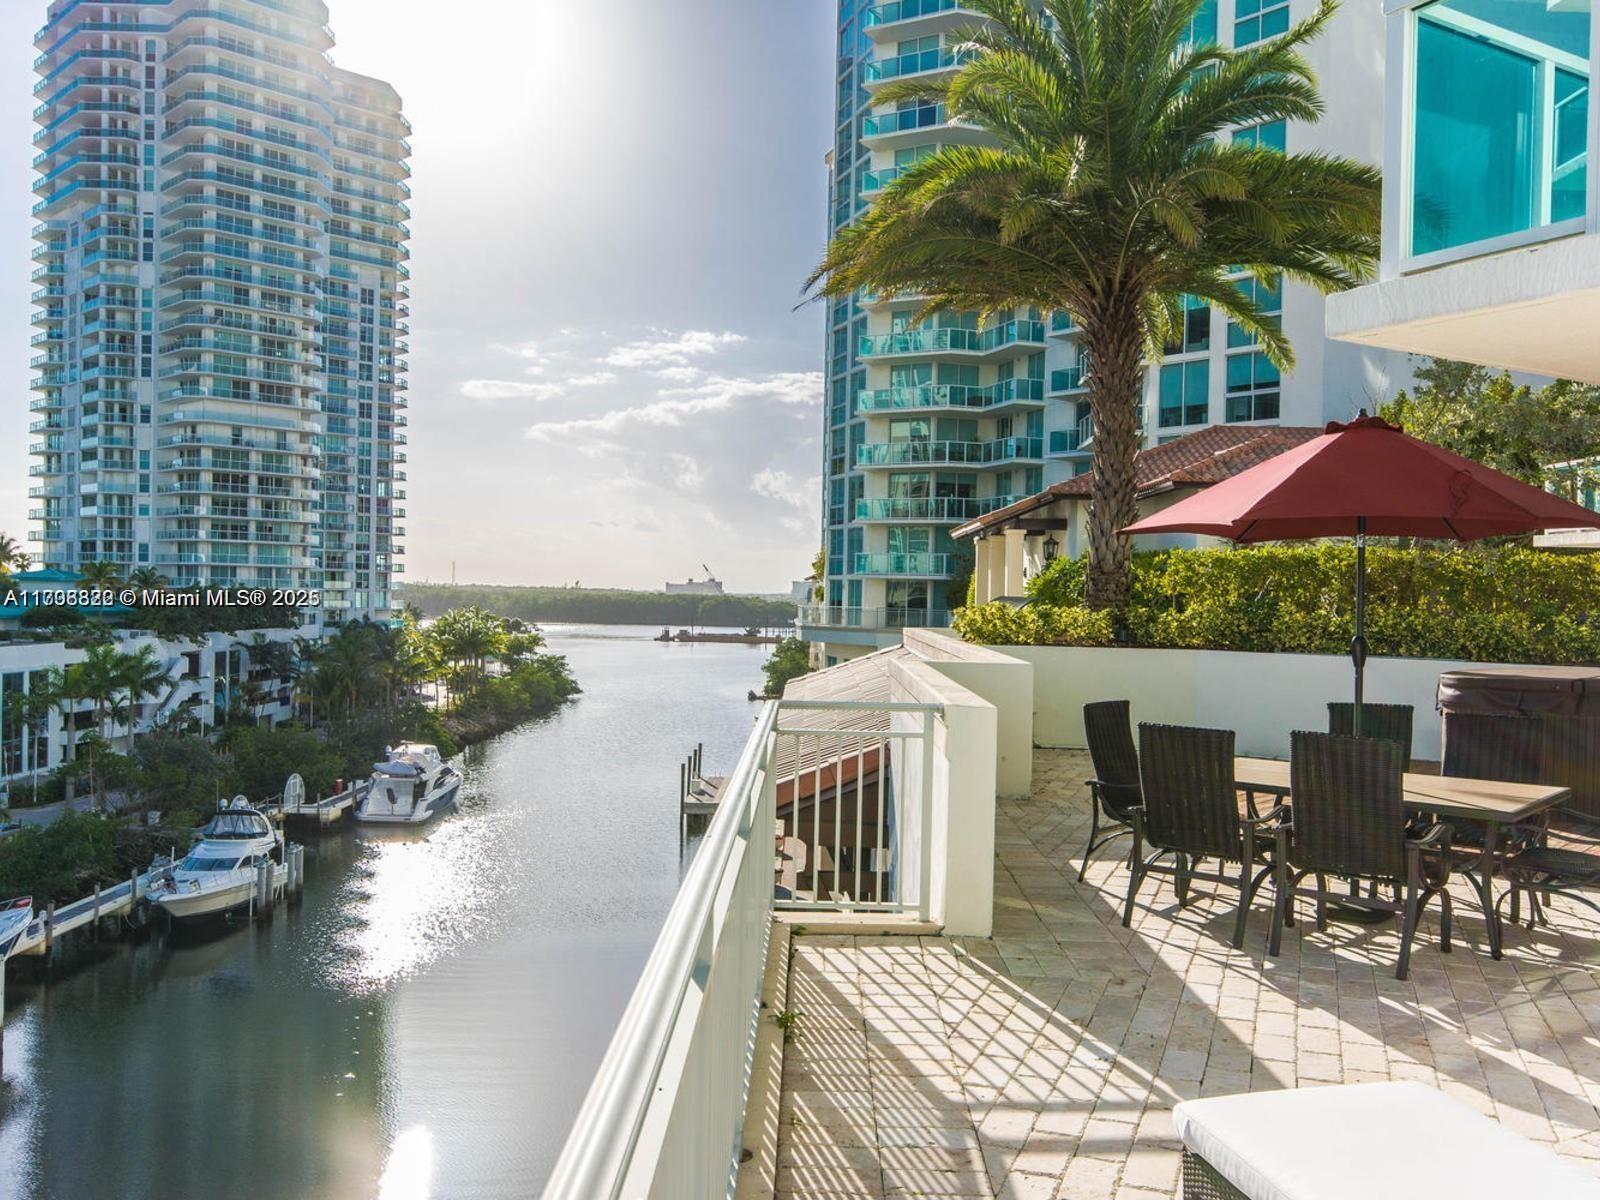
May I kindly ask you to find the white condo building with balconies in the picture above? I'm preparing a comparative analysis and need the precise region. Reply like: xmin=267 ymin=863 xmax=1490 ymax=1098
xmin=805 ymin=0 xmax=1419 ymax=664
xmin=29 ymin=0 xmax=409 ymax=622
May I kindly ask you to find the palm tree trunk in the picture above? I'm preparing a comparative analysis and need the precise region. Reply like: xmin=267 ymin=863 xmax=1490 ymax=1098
xmin=1083 ymin=293 xmax=1146 ymax=612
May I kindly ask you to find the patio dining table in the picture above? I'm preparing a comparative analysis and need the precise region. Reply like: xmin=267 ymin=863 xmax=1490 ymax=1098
xmin=1233 ymin=756 xmax=1571 ymax=958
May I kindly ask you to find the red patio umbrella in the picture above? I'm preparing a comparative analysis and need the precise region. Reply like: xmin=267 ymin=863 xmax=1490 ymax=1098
xmin=1120 ymin=415 xmax=1600 ymax=732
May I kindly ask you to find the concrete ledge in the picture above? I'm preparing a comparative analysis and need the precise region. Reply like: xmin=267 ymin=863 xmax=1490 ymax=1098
xmin=774 ymin=911 xmax=942 ymax=936
xmin=734 ymin=921 xmax=791 ymax=1200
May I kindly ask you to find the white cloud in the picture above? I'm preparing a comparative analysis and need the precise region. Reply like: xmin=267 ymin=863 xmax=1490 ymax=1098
xmin=460 ymin=379 xmax=565 ymax=402
xmin=524 ymin=371 xmax=820 ymax=442
xmin=601 ymin=329 xmax=747 ymax=369
xmin=750 ymin=468 xmax=821 ymax=535
xmin=565 ymin=370 xmax=618 ymax=387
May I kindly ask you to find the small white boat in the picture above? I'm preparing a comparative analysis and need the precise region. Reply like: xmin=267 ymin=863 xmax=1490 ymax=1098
xmin=354 ymin=743 xmax=462 ymax=825
xmin=0 ymin=896 xmax=33 ymax=956
xmin=151 ymin=798 xmax=282 ymax=924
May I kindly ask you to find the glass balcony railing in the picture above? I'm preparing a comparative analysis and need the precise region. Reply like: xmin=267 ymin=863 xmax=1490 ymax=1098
xmin=862 ymin=103 xmax=949 ymax=138
xmin=856 ymin=437 xmax=1042 ymax=467
xmin=796 ymin=604 xmax=954 ymax=631
xmin=1050 ymin=365 xmax=1088 ymax=392
xmin=853 ymin=552 xmax=954 ymax=576
xmin=1048 ymin=428 xmax=1082 ymax=455
xmin=857 ymin=377 xmax=1045 ymax=413
xmin=865 ymin=46 xmax=972 ymax=83
xmin=1408 ymin=0 xmax=1591 ymax=259
xmin=864 ymin=0 xmax=964 ymax=27
xmin=861 ymin=320 xmax=1045 ymax=358
xmin=856 ymin=494 xmax=1022 ymax=522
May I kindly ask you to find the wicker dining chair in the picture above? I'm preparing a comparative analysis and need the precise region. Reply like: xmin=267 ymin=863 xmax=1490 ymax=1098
xmin=1269 ymin=731 xmax=1453 ymax=980
xmin=1439 ymin=711 xmax=1546 ymax=856
xmin=1328 ymin=702 xmax=1415 ymax=768
xmin=1124 ymin=723 xmax=1283 ymax=949
xmin=1079 ymin=700 xmax=1142 ymax=882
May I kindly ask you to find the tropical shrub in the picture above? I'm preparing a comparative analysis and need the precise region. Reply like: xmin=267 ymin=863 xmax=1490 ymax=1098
xmin=761 ymin=638 xmax=814 ymax=697
xmin=954 ymin=602 xmax=1116 ymax=647
xmin=959 ymin=545 xmax=1600 ymax=664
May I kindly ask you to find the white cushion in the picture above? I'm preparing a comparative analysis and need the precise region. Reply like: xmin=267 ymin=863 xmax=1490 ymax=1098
xmin=1172 ymin=1082 xmax=1600 ymax=1200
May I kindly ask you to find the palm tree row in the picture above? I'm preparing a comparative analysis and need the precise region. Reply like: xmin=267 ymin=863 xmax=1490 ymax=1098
xmin=281 ymin=606 xmax=545 ymax=725
xmin=808 ymin=0 xmax=1380 ymax=609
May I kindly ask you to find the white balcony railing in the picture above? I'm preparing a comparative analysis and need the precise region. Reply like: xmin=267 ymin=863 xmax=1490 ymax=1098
xmin=544 ymin=695 xmax=947 ymax=1199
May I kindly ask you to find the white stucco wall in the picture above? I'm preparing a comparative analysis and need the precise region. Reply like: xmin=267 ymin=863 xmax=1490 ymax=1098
xmin=903 ymin=628 xmax=1034 ymax=799
xmin=888 ymin=655 xmax=996 ymax=937
xmin=997 ymin=644 xmax=1559 ymax=761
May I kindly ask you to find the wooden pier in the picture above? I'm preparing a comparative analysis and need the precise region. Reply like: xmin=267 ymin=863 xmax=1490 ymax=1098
xmin=679 ymin=743 xmax=727 ymax=853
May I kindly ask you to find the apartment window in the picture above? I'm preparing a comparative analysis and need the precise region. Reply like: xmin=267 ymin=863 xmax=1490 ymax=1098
xmin=1165 ymin=295 xmax=1210 ymax=355
xmin=1226 ymin=351 xmax=1281 ymax=422
xmin=1410 ymin=0 xmax=1590 ymax=257
xmin=1158 ymin=360 xmax=1209 ymax=428
xmin=1184 ymin=0 xmax=1218 ymax=46
xmin=1234 ymin=119 xmax=1286 ymax=152
xmin=1227 ymin=273 xmax=1282 ymax=348
xmin=1235 ymin=0 xmax=1289 ymax=44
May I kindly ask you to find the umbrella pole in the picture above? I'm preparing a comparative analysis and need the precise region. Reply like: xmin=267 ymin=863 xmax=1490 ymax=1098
xmin=1352 ymin=516 xmax=1367 ymax=737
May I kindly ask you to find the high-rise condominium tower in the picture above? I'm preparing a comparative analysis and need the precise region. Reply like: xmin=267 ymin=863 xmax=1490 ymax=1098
xmin=30 ymin=0 xmax=410 ymax=622
xmin=804 ymin=0 xmax=1412 ymax=665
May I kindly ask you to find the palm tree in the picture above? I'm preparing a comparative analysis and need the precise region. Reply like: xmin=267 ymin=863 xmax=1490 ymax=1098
xmin=0 ymin=533 xmax=29 ymax=579
xmin=117 ymin=644 xmax=169 ymax=752
xmin=126 ymin=566 xmax=167 ymax=590
xmin=77 ymin=560 xmax=124 ymax=588
xmin=807 ymin=0 xmax=1379 ymax=609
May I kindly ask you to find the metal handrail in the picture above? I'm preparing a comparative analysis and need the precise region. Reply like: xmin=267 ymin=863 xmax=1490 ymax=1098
xmin=542 ymin=701 xmax=780 ymax=1200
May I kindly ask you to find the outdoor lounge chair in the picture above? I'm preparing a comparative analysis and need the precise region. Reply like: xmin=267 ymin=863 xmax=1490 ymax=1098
xmin=1079 ymin=699 xmax=1142 ymax=881
xmin=1123 ymin=723 xmax=1282 ymax=949
xmin=1268 ymin=731 xmax=1452 ymax=980
xmin=1173 ymin=1081 xmax=1600 ymax=1200
xmin=1327 ymin=701 xmax=1414 ymax=766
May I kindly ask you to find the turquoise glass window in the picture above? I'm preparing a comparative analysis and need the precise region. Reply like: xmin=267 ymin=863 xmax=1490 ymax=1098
xmin=1234 ymin=119 xmax=1286 ymax=152
xmin=1412 ymin=0 xmax=1590 ymax=256
xmin=1227 ymin=273 xmax=1282 ymax=348
xmin=1225 ymin=352 xmax=1280 ymax=422
xmin=1235 ymin=0 xmax=1289 ymax=45
xmin=1158 ymin=360 xmax=1209 ymax=428
xmin=1184 ymin=0 xmax=1219 ymax=46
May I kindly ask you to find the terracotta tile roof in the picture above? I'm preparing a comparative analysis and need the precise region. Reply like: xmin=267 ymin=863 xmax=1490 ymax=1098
xmin=952 ymin=424 xmax=1324 ymax=538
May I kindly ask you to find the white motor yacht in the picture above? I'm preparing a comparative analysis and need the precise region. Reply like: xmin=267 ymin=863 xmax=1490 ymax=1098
xmin=354 ymin=743 xmax=462 ymax=825
xmin=0 ymin=896 xmax=33 ymax=956
xmin=151 ymin=798 xmax=282 ymax=924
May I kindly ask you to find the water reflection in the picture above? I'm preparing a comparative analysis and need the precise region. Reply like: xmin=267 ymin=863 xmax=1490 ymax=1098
xmin=0 ymin=625 xmax=764 ymax=1199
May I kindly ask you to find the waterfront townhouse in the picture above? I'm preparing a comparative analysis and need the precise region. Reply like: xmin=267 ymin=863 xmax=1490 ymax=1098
xmin=30 ymin=0 xmax=410 ymax=623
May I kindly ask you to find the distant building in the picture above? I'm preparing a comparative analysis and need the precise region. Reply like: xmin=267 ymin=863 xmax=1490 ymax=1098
xmin=30 ymin=1 xmax=412 ymax=623
xmin=665 ymin=577 xmax=724 ymax=596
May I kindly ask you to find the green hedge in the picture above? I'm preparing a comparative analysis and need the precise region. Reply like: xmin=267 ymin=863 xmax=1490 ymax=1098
xmin=954 ymin=545 xmax=1600 ymax=664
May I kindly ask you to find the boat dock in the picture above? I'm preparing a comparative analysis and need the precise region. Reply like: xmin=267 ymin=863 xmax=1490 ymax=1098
xmin=278 ymin=773 xmax=367 ymax=827
xmin=679 ymin=743 xmax=727 ymax=851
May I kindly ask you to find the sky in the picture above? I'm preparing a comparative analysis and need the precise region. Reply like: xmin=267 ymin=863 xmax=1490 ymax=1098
xmin=0 ymin=0 xmax=837 ymax=594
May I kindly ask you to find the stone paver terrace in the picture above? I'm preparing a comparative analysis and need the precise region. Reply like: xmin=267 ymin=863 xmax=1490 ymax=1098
xmin=773 ymin=749 xmax=1600 ymax=1199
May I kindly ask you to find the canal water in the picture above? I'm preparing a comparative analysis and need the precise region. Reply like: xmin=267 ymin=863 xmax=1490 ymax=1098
xmin=0 ymin=624 xmax=770 ymax=1200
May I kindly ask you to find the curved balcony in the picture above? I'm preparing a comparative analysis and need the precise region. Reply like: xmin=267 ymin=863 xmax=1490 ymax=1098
xmin=853 ymin=552 xmax=955 ymax=577
xmin=864 ymin=46 xmax=972 ymax=86
xmin=858 ymin=377 xmax=1045 ymax=415
xmin=795 ymin=604 xmax=953 ymax=631
xmin=857 ymin=496 xmax=983 ymax=523
xmin=860 ymin=319 xmax=1046 ymax=360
